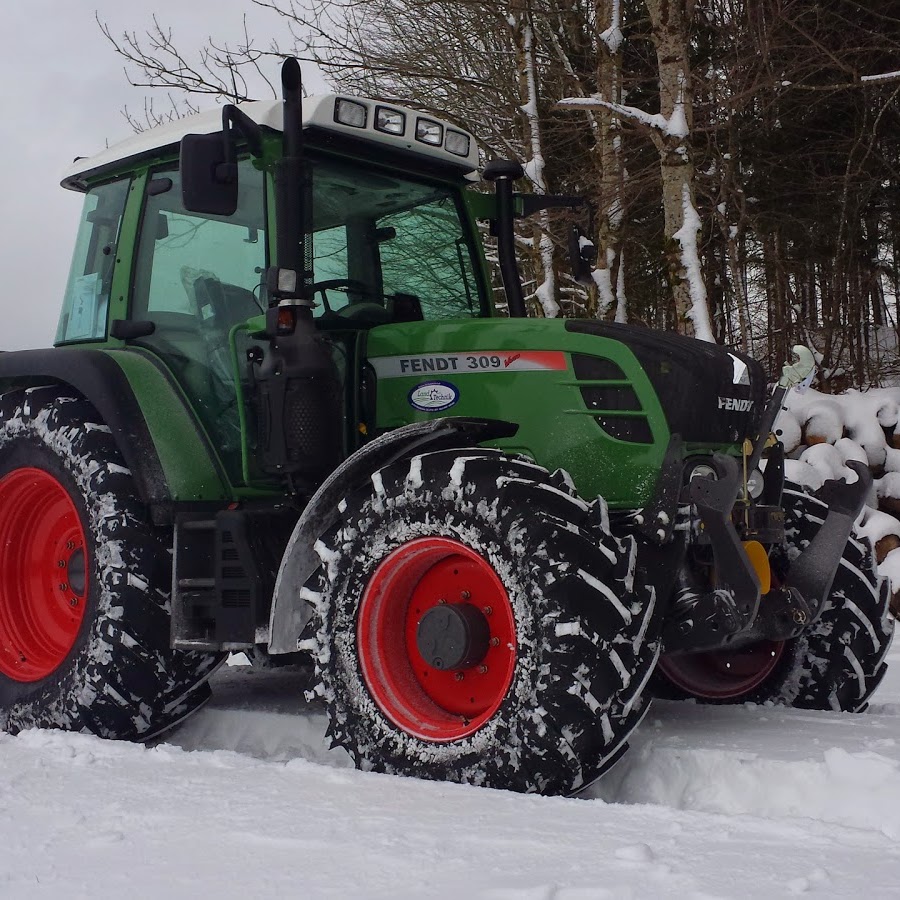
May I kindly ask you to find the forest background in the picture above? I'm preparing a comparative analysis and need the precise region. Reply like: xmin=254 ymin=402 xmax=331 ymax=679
xmin=105 ymin=0 xmax=900 ymax=390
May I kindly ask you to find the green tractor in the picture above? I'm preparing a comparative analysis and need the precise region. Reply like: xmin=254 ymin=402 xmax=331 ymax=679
xmin=0 ymin=60 xmax=891 ymax=794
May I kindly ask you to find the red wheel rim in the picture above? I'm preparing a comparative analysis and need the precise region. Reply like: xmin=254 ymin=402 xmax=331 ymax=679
xmin=657 ymin=640 xmax=785 ymax=700
xmin=0 ymin=468 xmax=88 ymax=682
xmin=357 ymin=536 xmax=516 ymax=742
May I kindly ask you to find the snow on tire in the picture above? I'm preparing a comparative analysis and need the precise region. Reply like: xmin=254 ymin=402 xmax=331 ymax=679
xmin=655 ymin=482 xmax=893 ymax=711
xmin=302 ymin=448 xmax=662 ymax=795
xmin=0 ymin=387 xmax=222 ymax=739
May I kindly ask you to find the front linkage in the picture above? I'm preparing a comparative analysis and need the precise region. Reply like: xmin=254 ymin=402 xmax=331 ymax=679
xmin=636 ymin=347 xmax=872 ymax=657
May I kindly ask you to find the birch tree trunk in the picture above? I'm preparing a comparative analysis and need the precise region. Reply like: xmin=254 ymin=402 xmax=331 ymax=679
xmin=644 ymin=0 xmax=713 ymax=340
xmin=512 ymin=3 xmax=560 ymax=318
xmin=593 ymin=0 xmax=626 ymax=321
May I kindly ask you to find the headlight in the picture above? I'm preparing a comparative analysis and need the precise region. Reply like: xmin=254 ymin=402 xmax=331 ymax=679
xmin=747 ymin=468 xmax=765 ymax=499
xmin=416 ymin=117 xmax=443 ymax=146
xmin=334 ymin=98 xmax=367 ymax=128
xmin=445 ymin=130 xmax=471 ymax=157
xmin=375 ymin=106 xmax=406 ymax=135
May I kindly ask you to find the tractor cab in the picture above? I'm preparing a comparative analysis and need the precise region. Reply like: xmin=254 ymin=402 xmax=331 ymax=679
xmin=57 ymin=92 xmax=489 ymax=486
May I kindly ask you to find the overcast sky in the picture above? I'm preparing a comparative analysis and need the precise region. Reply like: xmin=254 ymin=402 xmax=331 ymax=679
xmin=0 ymin=1 xmax=325 ymax=349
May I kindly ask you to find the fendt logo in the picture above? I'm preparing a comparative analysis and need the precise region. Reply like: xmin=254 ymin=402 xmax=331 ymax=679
xmin=718 ymin=396 xmax=754 ymax=412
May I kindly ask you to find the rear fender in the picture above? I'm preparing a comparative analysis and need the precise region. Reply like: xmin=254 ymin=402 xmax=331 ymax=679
xmin=267 ymin=417 xmax=518 ymax=654
xmin=0 ymin=348 xmax=228 ymax=523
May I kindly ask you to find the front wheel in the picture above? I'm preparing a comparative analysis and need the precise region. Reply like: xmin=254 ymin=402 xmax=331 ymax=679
xmin=302 ymin=449 xmax=663 ymax=795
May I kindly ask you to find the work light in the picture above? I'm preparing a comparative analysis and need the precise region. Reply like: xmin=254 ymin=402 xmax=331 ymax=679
xmin=416 ymin=118 xmax=443 ymax=146
xmin=375 ymin=106 xmax=406 ymax=135
xmin=334 ymin=98 xmax=367 ymax=128
xmin=445 ymin=130 xmax=471 ymax=157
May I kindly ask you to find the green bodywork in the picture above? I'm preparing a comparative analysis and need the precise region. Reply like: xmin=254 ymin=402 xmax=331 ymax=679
xmin=366 ymin=319 xmax=670 ymax=507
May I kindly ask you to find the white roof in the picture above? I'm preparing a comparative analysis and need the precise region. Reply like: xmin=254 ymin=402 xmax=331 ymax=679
xmin=62 ymin=95 xmax=480 ymax=189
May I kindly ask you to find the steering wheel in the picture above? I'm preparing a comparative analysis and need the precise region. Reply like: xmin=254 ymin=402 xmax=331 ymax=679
xmin=311 ymin=278 xmax=392 ymax=325
xmin=310 ymin=278 xmax=371 ymax=314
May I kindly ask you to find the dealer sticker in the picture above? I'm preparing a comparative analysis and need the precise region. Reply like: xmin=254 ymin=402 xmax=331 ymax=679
xmin=408 ymin=381 xmax=460 ymax=412
xmin=371 ymin=350 xmax=567 ymax=379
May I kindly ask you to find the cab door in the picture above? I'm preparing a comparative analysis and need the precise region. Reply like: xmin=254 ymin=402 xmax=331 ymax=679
xmin=129 ymin=159 xmax=267 ymax=483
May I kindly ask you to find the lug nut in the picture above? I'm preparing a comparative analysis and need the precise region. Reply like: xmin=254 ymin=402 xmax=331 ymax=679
xmin=438 ymin=598 xmax=447 ymax=605
xmin=58 ymin=583 xmax=68 ymax=592
xmin=461 ymin=590 xmax=471 ymax=600
xmin=65 ymin=541 xmax=75 ymax=550
xmin=477 ymin=665 xmax=488 ymax=674
xmin=484 ymin=606 xmax=493 ymax=616
xmin=490 ymin=637 xmax=500 ymax=647
xmin=454 ymin=672 xmax=464 ymax=681
xmin=69 ymin=597 xmax=78 ymax=608
xmin=793 ymin=609 xmax=808 ymax=625
xmin=57 ymin=560 xmax=66 ymax=568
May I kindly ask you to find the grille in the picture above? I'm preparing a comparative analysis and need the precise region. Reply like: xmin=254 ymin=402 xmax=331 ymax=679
xmin=572 ymin=353 xmax=652 ymax=445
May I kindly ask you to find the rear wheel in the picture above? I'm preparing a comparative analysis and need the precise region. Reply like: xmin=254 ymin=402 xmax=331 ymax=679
xmin=0 ymin=388 xmax=222 ymax=738
xmin=303 ymin=449 xmax=662 ymax=795
xmin=655 ymin=483 xmax=893 ymax=711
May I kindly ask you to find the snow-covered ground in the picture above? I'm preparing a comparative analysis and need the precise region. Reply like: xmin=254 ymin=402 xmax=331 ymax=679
xmin=4 ymin=657 xmax=900 ymax=899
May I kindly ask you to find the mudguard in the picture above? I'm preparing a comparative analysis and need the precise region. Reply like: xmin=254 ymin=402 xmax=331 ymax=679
xmin=0 ymin=349 xmax=169 ymax=503
xmin=0 ymin=348 xmax=228 ymax=520
xmin=267 ymin=417 xmax=518 ymax=654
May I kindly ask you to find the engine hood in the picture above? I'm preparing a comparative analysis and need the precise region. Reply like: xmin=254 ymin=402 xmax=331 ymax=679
xmin=565 ymin=321 xmax=766 ymax=445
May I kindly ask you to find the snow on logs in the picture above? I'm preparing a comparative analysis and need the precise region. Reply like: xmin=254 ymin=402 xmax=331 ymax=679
xmin=781 ymin=387 xmax=900 ymax=616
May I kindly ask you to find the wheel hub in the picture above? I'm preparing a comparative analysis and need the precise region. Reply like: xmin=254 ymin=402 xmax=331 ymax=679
xmin=657 ymin=640 xmax=786 ymax=700
xmin=356 ymin=536 xmax=516 ymax=742
xmin=416 ymin=602 xmax=490 ymax=671
xmin=0 ymin=468 xmax=88 ymax=682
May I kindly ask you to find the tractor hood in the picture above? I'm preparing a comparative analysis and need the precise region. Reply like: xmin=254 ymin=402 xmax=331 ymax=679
xmin=364 ymin=318 xmax=766 ymax=508
xmin=564 ymin=321 xmax=766 ymax=446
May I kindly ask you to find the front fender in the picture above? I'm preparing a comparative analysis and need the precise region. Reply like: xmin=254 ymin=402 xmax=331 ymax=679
xmin=267 ymin=417 xmax=518 ymax=654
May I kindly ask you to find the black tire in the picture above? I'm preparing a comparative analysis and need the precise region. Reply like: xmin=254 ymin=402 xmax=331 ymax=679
xmin=0 ymin=387 xmax=222 ymax=739
xmin=302 ymin=448 xmax=662 ymax=795
xmin=655 ymin=483 xmax=893 ymax=711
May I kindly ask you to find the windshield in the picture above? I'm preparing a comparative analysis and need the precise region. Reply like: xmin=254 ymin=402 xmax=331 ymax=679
xmin=310 ymin=159 xmax=484 ymax=320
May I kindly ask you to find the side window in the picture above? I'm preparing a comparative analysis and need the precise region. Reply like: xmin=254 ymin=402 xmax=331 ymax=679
xmin=133 ymin=160 xmax=266 ymax=328
xmin=55 ymin=179 xmax=129 ymax=344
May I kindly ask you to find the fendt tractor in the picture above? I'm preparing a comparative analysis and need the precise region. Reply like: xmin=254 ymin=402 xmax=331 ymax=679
xmin=0 ymin=59 xmax=892 ymax=794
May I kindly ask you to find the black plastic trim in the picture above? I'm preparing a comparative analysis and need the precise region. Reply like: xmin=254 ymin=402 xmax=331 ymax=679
xmin=566 ymin=320 xmax=766 ymax=444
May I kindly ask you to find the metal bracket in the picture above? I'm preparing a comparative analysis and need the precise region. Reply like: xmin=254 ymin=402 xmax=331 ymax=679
xmin=785 ymin=460 xmax=872 ymax=620
xmin=662 ymin=454 xmax=762 ymax=652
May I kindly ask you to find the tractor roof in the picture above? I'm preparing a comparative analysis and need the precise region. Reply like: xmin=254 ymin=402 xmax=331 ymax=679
xmin=61 ymin=95 xmax=480 ymax=190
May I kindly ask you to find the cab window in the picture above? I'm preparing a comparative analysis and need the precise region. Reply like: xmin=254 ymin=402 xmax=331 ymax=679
xmin=309 ymin=159 xmax=483 ymax=320
xmin=56 ymin=178 xmax=130 ymax=344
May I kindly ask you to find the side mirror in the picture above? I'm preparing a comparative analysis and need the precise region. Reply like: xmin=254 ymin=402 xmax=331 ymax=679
xmin=180 ymin=132 xmax=239 ymax=216
xmin=568 ymin=225 xmax=596 ymax=286
xmin=180 ymin=105 xmax=263 ymax=216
